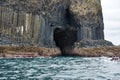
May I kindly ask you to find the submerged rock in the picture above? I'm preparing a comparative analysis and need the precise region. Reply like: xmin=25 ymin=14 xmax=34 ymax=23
xmin=0 ymin=0 xmax=113 ymax=54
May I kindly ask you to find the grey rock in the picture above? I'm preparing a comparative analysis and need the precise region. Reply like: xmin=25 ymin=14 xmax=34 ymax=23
xmin=0 ymin=0 xmax=113 ymax=48
xmin=74 ymin=40 xmax=113 ymax=48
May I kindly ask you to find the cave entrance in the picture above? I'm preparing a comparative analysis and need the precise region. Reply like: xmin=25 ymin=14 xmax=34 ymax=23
xmin=54 ymin=28 xmax=77 ymax=55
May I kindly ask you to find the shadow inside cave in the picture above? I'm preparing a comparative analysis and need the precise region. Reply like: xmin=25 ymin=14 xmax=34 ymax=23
xmin=54 ymin=28 xmax=77 ymax=56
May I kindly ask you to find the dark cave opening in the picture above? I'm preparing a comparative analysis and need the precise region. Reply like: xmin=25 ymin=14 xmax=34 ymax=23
xmin=54 ymin=28 xmax=77 ymax=55
xmin=53 ymin=8 xmax=78 ymax=55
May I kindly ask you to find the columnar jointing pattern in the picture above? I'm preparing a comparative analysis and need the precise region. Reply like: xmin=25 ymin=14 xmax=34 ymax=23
xmin=0 ymin=0 xmax=113 ymax=54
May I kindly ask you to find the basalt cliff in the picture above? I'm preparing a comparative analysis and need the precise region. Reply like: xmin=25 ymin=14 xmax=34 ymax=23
xmin=0 ymin=0 xmax=113 ymax=53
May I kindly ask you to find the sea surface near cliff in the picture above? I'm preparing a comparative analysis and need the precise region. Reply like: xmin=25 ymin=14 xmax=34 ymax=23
xmin=0 ymin=57 xmax=120 ymax=80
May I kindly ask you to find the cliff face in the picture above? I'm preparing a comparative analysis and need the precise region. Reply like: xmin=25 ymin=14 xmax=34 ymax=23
xmin=0 ymin=0 xmax=113 ymax=49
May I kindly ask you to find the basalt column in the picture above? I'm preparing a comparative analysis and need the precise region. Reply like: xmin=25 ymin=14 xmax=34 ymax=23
xmin=0 ymin=0 xmax=113 ymax=49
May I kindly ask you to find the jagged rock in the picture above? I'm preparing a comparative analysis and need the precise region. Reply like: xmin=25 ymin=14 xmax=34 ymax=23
xmin=0 ymin=0 xmax=113 ymax=51
xmin=74 ymin=40 xmax=113 ymax=48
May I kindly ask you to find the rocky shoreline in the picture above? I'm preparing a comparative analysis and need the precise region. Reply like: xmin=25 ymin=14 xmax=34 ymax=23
xmin=0 ymin=46 xmax=61 ymax=58
xmin=74 ymin=46 xmax=120 ymax=57
xmin=0 ymin=46 xmax=120 ymax=58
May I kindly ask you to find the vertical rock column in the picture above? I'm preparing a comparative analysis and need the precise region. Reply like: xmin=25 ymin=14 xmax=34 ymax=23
xmin=0 ymin=5 xmax=42 ymax=46
xmin=69 ymin=0 xmax=104 ymax=41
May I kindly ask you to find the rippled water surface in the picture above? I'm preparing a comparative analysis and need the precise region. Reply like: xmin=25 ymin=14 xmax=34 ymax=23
xmin=0 ymin=57 xmax=120 ymax=80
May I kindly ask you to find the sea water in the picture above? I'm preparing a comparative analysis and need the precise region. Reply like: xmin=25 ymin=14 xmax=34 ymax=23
xmin=0 ymin=57 xmax=120 ymax=80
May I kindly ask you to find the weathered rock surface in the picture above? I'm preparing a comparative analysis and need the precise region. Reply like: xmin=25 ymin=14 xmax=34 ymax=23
xmin=74 ymin=40 xmax=113 ymax=48
xmin=0 ymin=0 xmax=113 ymax=51
xmin=0 ymin=46 xmax=61 ymax=57
xmin=0 ymin=46 xmax=120 ymax=57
